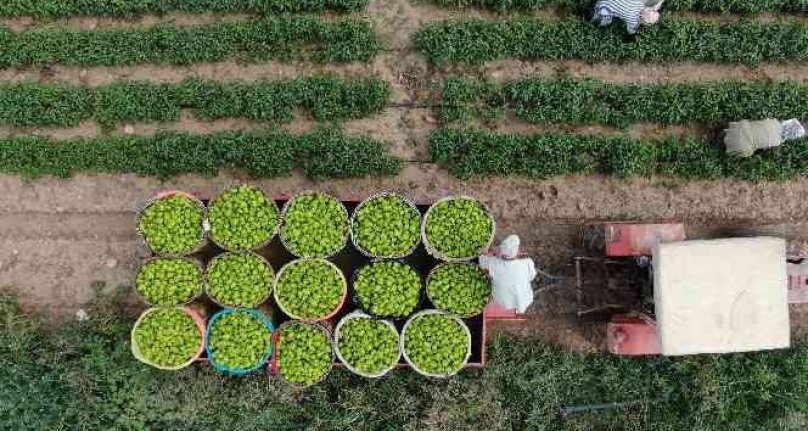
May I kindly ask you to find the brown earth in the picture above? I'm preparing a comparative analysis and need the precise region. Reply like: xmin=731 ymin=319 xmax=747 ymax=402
xmin=1 ymin=0 xmax=807 ymax=350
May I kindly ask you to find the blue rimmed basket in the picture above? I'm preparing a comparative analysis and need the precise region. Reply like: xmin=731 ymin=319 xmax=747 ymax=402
xmin=205 ymin=308 xmax=274 ymax=375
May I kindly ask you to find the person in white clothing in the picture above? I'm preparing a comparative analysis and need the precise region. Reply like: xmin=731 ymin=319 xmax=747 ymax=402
xmin=478 ymin=235 xmax=537 ymax=313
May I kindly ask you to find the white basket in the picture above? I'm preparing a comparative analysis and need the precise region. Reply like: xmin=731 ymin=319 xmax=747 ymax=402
xmin=350 ymin=191 xmax=422 ymax=259
xmin=334 ymin=311 xmax=401 ymax=378
xmin=205 ymin=251 xmax=275 ymax=309
xmin=207 ymin=185 xmax=280 ymax=252
xmin=279 ymin=190 xmax=350 ymax=258
xmin=400 ymin=309 xmax=471 ymax=378
xmin=135 ymin=256 xmax=205 ymax=307
xmin=425 ymin=262 xmax=491 ymax=318
xmin=136 ymin=190 xmax=207 ymax=257
xmin=275 ymin=321 xmax=334 ymax=388
xmin=421 ymin=196 xmax=495 ymax=262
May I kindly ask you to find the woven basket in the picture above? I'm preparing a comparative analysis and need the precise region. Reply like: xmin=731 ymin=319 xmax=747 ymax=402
xmin=204 ymin=308 xmax=274 ymax=375
xmin=207 ymin=185 xmax=280 ymax=252
xmin=400 ymin=309 xmax=471 ymax=378
xmin=205 ymin=251 xmax=274 ymax=309
xmin=333 ymin=311 xmax=400 ymax=378
xmin=421 ymin=196 xmax=495 ymax=262
xmin=131 ymin=306 xmax=206 ymax=371
xmin=273 ymin=258 xmax=348 ymax=322
xmin=274 ymin=321 xmax=334 ymax=388
xmin=135 ymin=256 xmax=205 ymax=307
xmin=351 ymin=260 xmax=424 ymax=320
xmin=279 ymin=190 xmax=349 ymax=259
xmin=350 ymin=191 xmax=422 ymax=259
xmin=136 ymin=190 xmax=207 ymax=257
xmin=425 ymin=262 xmax=492 ymax=318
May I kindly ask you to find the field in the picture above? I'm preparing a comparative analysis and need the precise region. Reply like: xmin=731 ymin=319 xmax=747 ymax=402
xmin=0 ymin=0 xmax=807 ymax=428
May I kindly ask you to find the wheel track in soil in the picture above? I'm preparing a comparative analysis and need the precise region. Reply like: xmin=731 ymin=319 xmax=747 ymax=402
xmin=1 ymin=0 xmax=807 ymax=347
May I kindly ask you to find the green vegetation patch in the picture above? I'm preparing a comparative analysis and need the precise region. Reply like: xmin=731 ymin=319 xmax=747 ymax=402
xmin=133 ymin=307 xmax=201 ymax=368
xmin=206 ymin=253 xmax=274 ymax=308
xmin=424 ymin=197 xmax=494 ymax=259
xmin=403 ymin=313 xmax=469 ymax=376
xmin=207 ymin=310 xmax=272 ymax=371
xmin=138 ymin=194 xmax=204 ymax=255
xmin=275 ymin=259 xmax=346 ymax=320
xmin=427 ymin=0 xmax=807 ymax=13
xmin=439 ymin=77 xmax=808 ymax=127
xmin=336 ymin=316 xmax=399 ymax=376
xmin=354 ymin=261 xmax=422 ymax=318
xmin=427 ymin=263 xmax=491 ymax=317
xmin=208 ymin=186 xmax=279 ymax=251
xmin=352 ymin=193 xmax=421 ymax=257
xmin=416 ymin=17 xmax=808 ymax=64
xmin=0 ymin=129 xmax=402 ymax=180
xmin=281 ymin=192 xmax=349 ymax=257
xmin=0 ymin=0 xmax=369 ymax=17
xmin=136 ymin=258 xmax=202 ymax=306
xmin=278 ymin=322 xmax=332 ymax=386
xmin=431 ymin=127 xmax=808 ymax=181
xmin=0 ymin=17 xmax=381 ymax=67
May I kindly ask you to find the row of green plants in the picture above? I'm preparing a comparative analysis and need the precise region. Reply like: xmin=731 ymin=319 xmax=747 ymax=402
xmin=0 ymin=0 xmax=368 ymax=17
xmin=416 ymin=17 xmax=808 ymax=64
xmin=430 ymin=128 xmax=808 ymax=181
xmin=428 ymin=0 xmax=808 ymax=13
xmin=440 ymin=77 xmax=808 ymax=127
xmin=0 ymin=17 xmax=380 ymax=66
xmin=0 ymin=77 xmax=389 ymax=128
xmin=0 ymin=128 xmax=402 ymax=179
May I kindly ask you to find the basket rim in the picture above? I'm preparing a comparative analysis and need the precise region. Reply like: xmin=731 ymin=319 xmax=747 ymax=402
xmin=136 ymin=190 xmax=207 ymax=257
xmin=207 ymin=185 xmax=280 ymax=252
xmin=333 ymin=311 xmax=401 ymax=378
xmin=273 ymin=258 xmax=348 ymax=322
xmin=204 ymin=308 xmax=275 ymax=375
xmin=425 ymin=262 xmax=492 ymax=318
xmin=351 ymin=260 xmax=424 ymax=319
xmin=135 ymin=256 xmax=206 ymax=307
xmin=274 ymin=320 xmax=334 ymax=387
xmin=421 ymin=195 xmax=496 ymax=263
xmin=205 ymin=251 xmax=275 ymax=309
xmin=400 ymin=309 xmax=472 ymax=378
xmin=130 ymin=306 xmax=206 ymax=371
xmin=349 ymin=191 xmax=422 ymax=259
xmin=279 ymin=190 xmax=350 ymax=259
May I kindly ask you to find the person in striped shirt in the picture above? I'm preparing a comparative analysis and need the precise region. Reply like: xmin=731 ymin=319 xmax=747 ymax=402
xmin=592 ymin=0 xmax=664 ymax=35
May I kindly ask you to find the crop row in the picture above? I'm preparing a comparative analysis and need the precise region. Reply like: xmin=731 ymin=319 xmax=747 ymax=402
xmin=415 ymin=17 xmax=808 ymax=64
xmin=0 ymin=128 xmax=401 ymax=179
xmin=0 ymin=17 xmax=380 ymax=66
xmin=440 ymin=77 xmax=808 ymax=127
xmin=0 ymin=0 xmax=369 ymax=17
xmin=428 ymin=0 xmax=808 ymax=13
xmin=0 ymin=77 xmax=389 ymax=128
xmin=430 ymin=128 xmax=808 ymax=181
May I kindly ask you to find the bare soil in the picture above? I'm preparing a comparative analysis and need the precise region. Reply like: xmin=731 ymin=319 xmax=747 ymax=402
xmin=1 ymin=0 xmax=807 ymax=349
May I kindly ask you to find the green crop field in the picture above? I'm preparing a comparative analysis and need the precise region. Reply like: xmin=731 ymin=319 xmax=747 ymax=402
xmin=1 ymin=291 xmax=805 ymax=430
xmin=428 ymin=0 xmax=808 ymax=13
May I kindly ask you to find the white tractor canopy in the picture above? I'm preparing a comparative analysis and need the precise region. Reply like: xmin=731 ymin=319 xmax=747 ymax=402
xmin=653 ymin=237 xmax=790 ymax=356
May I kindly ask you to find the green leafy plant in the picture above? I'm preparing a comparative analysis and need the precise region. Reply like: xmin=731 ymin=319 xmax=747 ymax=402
xmin=424 ymin=197 xmax=493 ymax=259
xmin=278 ymin=322 xmax=332 ymax=386
xmin=206 ymin=253 xmax=274 ymax=308
xmin=354 ymin=262 xmax=421 ymax=318
xmin=336 ymin=316 xmax=399 ymax=376
xmin=416 ymin=17 xmax=808 ymax=64
xmin=208 ymin=186 xmax=279 ymax=251
xmin=281 ymin=192 xmax=349 ymax=257
xmin=427 ymin=263 xmax=491 ymax=316
xmin=403 ymin=312 xmax=469 ymax=376
xmin=352 ymin=193 xmax=421 ymax=257
xmin=427 ymin=0 xmax=805 ymax=13
xmin=0 ymin=17 xmax=381 ymax=67
xmin=275 ymin=259 xmax=346 ymax=320
xmin=207 ymin=310 xmax=272 ymax=371
xmin=138 ymin=194 xmax=203 ymax=254
xmin=431 ymin=128 xmax=808 ymax=181
xmin=133 ymin=307 xmax=201 ymax=368
xmin=0 ymin=0 xmax=370 ymax=17
xmin=135 ymin=258 xmax=202 ymax=306
xmin=0 ymin=128 xmax=402 ymax=179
